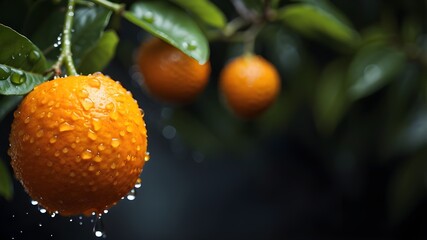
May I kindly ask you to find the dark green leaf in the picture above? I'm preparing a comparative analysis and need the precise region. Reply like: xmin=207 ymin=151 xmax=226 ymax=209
xmin=314 ymin=60 xmax=348 ymax=134
xmin=277 ymin=4 xmax=359 ymax=46
xmin=347 ymin=44 xmax=405 ymax=101
xmin=0 ymin=158 xmax=13 ymax=201
xmin=171 ymin=0 xmax=226 ymax=28
xmin=293 ymin=0 xmax=352 ymax=26
xmin=78 ymin=30 xmax=119 ymax=74
xmin=0 ymin=24 xmax=47 ymax=73
xmin=31 ymin=6 xmax=112 ymax=65
xmin=0 ymin=24 xmax=47 ymax=95
xmin=72 ymin=7 xmax=112 ymax=65
xmin=0 ymin=95 xmax=22 ymax=122
xmin=30 ymin=9 xmax=64 ymax=55
xmin=388 ymin=153 xmax=427 ymax=224
xmin=125 ymin=1 xmax=209 ymax=64
xmin=0 ymin=65 xmax=47 ymax=95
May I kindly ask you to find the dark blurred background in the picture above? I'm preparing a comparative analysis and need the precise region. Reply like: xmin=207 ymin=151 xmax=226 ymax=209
xmin=2 ymin=0 xmax=427 ymax=239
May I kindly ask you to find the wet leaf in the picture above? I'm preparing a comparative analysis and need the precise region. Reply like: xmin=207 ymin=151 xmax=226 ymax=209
xmin=78 ymin=30 xmax=119 ymax=74
xmin=277 ymin=3 xmax=359 ymax=46
xmin=0 ymin=24 xmax=47 ymax=95
xmin=0 ymin=158 xmax=13 ymax=201
xmin=347 ymin=44 xmax=406 ymax=101
xmin=32 ymin=6 xmax=112 ymax=65
xmin=0 ymin=65 xmax=47 ymax=95
xmin=314 ymin=60 xmax=348 ymax=134
xmin=171 ymin=0 xmax=226 ymax=28
xmin=72 ymin=7 xmax=112 ymax=65
xmin=125 ymin=1 xmax=209 ymax=64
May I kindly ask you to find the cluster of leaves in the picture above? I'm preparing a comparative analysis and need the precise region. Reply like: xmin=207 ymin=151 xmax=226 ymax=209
xmin=0 ymin=0 xmax=361 ymax=199
xmin=0 ymin=0 xmax=426 ymax=227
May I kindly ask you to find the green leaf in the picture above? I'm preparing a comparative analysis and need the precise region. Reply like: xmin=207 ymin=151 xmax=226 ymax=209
xmin=171 ymin=0 xmax=226 ymax=28
xmin=314 ymin=60 xmax=348 ymax=134
xmin=125 ymin=1 xmax=209 ymax=64
xmin=31 ymin=6 xmax=112 ymax=65
xmin=293 ymin=0 xmax=352 ymax=26
xmin=0 ymin=65 xmax=47 ymax=95
xmin=0 ymin=95 xmax=22 ymax=122
xmin=0 ymin=158 xmax=13 ymax=201
xmin=72 ymin=7 xmax=112 ymax=65
xmin=277 ymin=4 xmax=359 ymax=46
xmin=388 ymin=154 xmax=427 ymax=224
xmin=347 ymin=44 xmax=406 ymax=101
xmin=78 ymin=30 xmax=119 ymax=74
xmin=0 ymin=24 xmax=47 ymax=95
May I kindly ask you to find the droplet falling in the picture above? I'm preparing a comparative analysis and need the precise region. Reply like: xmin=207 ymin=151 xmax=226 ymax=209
xmin=126 ymin=189 xmax=136 ymax=201
xmin=31 ymin=200 xmax=38 ymax=205
xmin=135 ymin=178 xmax=142 ymax=188
xmin=93 ymin=216 xmax=106 ymax=238
xmin=38 ymin=205 xmax=47 ymax=214
xmin=144 ymin=152 xmax=150 ymax=161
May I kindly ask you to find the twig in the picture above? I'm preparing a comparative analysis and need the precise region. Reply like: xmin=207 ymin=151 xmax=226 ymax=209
xmin=62 ymin=0 xmax=78 ymax=76
xmin=90 ymin=0 xmax=125 ymax=14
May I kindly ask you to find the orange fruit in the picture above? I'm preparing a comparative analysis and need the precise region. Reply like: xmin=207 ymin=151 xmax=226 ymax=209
xmin=8 ymin=72 xmax=148 ymax=216
xmin=136 ymin=37 xmax=211 ymax=104
xmin=219 ymin=55 xmax=281 ymax=118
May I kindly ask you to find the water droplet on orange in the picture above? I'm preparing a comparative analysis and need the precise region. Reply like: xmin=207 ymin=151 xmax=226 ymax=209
xmin=111 ymin=138 xmax=120 ymax=148
xmin=59 ymin=122 xmax=74 ymax=132
xmin=49 ymin=136 xmax=57 ymax=144
xmin=106 ymin=102 xmax=114 ymax=110
xmin=92 ymin=118 xmax=101 ymax=131
xmin=81 ymin=98 xmax=94 ymax=111
xmin=98 ymin=144 xmax=106 ymax=151
xmin=36 ymin=130 xmax=44 ymax=138
xmin=109 ymin=111 xmax=118 ymax=121
xmin=88 ymin=130 xmax=97 ymax=140
xmin=94 ymin=155 xmax=102 ymax=163
xmin=89 ymin=78 xmax=101 ymax=88
xmin=78 ymin=89 xmax=89 ymax=98
xmin=71 ymin=112 xmax=80 ymax=121
xmin=81 ymin=149 xmax=93 ymax=160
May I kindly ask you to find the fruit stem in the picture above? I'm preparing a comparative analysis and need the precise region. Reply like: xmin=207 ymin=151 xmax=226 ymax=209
xmin=62 ymin=0 xmax=78 ymax=76
xmin=243 ymin=23 xmax=264 ymax=55
xmin=90 ymin=0 xmax=125 ymax=14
